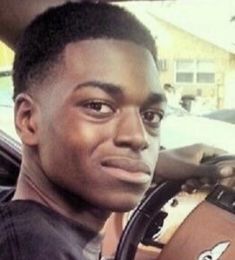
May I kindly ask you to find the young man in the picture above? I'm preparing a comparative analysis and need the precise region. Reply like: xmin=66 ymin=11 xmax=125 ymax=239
xmin=0 ymin=0 xmax=234 ymax=191
xmin=0 ymin=2 xmax=234 ymax=260
xmin=1 ymin=3 xmax=165 ymax=259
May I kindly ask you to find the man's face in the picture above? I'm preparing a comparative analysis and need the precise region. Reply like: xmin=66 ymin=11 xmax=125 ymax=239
xmin=36 ymin=39 xmax=165 ymax=212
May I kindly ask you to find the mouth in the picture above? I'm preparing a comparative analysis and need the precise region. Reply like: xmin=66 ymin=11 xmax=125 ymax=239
xmin=101 ymin=157 xmax=151 ymax=184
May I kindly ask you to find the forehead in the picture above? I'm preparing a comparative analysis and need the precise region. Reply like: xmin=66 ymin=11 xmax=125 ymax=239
xmin=53 ymin=39 xmax=163 ymax=101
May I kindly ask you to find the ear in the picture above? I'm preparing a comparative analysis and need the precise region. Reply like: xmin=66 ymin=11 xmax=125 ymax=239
xmin=14 ymin=93 xmax=39 ymax=146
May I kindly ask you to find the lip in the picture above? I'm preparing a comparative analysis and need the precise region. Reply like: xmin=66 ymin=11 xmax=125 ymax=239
xmin=100 ymin=157 xmax=151 ymax=184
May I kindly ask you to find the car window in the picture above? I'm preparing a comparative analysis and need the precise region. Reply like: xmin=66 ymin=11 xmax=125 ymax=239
xmin=0 ymin=42 xmax=16 ymax=139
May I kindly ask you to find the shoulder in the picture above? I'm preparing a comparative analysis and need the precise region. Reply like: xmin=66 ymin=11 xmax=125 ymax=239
xmin=0 ymin=200 xmax=70 ymax=242
xmin=0 ymin=200 xmax=101 ymax=260
xmin=0 ymin=200 xmax=82 ymax=259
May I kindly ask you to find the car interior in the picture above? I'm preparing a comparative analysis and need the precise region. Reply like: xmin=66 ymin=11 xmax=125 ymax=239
xmin=1 ymin=1 xmax=235 ymax=259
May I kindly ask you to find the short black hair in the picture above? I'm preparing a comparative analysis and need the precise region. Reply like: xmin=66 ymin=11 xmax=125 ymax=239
xmin=13 ymin=2 xmax=157 ymax=99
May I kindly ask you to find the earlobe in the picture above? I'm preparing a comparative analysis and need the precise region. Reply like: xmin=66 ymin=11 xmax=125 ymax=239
xmin=14 ymin=93 xmax=39 ymax=146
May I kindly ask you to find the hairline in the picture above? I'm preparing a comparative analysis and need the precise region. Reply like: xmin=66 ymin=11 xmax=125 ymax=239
xmin=22 ymin=38 xmax=158 ymax=98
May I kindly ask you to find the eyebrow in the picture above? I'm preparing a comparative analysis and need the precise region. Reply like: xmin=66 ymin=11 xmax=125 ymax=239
xmin=74 ymin=80 xmax=166 ymax=106
xmin=74 ymin=81 xmax=123 ymax=99
xmin=144 ymin=92 xmax=167 ymax=106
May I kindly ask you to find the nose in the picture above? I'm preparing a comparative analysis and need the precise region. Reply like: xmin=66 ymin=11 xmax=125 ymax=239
xmin=114 ymin=108 xmax=149 ymax=152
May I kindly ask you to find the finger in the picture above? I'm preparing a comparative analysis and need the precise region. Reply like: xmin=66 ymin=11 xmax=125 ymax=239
xmin=181 ymin=184 xmax=199 ymax=194
xmin=181 ymin=178 xmax=202 ymax=193
xmin=195 ymin=177 xmax=217 ymax=191
xmin=181 ymin=184 xmax=194 ymax=194
xmin=219 ymin=177 xmax=235 ymax=189
xmin=199 ymin=176 xmax=217 ymax=185
xmin=192 ymin=164 xmax=218 ymax=180
xmin=217 ymin=166 xmax=235 ymax=178
xmin=199 ymin=145 xmax=227 ymax=157
xmin=213 ymin=159 xmax=235 ymax=167
xmin=195 ymin=164 xmax=234 ymax=180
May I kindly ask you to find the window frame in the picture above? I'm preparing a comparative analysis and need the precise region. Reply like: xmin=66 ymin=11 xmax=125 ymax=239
xmin=174 ymin=59 xmax=215 ymax=85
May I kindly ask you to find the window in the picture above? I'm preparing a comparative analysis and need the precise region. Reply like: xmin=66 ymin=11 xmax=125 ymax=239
xmin=196 ymin=60 xmax=215 ymax=83
xmin=175 ymin=60 xmax=215 ymax=84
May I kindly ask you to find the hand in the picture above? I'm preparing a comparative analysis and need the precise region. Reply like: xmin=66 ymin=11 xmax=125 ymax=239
xmin=155 ymin=144 xmax=235 ymax=193
xmin=182 ymin=155 xmax=235 ymax=193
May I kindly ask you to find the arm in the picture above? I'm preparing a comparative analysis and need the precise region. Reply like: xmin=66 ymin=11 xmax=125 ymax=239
xmin=155 ymin=144 xmax=235 ymax=191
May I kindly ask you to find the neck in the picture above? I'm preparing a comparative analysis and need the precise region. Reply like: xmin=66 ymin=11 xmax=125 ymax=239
xmin=13 ymin=158 xmax=111 ymax=233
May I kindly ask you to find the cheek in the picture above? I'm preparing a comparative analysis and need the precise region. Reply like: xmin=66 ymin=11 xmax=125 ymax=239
xmin=62 ymin=122 xmax=111 ymax=158
xmin=58 ymin=107 xmax=114 ymax=145
xmin=39 ymin=114 xmax=112 ymax=174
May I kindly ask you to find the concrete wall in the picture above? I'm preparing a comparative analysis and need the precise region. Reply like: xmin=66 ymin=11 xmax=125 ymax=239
xmin=153 ymin=17 xmax=230 ymax=108
xmin=224 ymin=54 xmax=235 ymax=108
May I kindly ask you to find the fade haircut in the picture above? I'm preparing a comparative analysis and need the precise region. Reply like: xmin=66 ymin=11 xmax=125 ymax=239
xmin=13 ymin=2 xmax=157 ymax=99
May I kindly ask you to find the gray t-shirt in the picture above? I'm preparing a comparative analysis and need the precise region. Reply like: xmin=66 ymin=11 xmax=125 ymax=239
xmin=0 ymin=200 xmax=102 ymax=260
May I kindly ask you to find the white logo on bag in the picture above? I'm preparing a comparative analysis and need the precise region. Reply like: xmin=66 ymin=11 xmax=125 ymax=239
xmin=198 ymin=241 xmax=230 ymax=260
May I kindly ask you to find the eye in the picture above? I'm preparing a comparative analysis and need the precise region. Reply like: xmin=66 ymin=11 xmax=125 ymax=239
xmin=141 ymin=109 xmax=163 ymax=127
xmin=82 ymin=100 xmax=115 ymax=115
